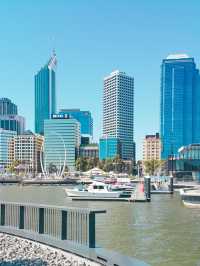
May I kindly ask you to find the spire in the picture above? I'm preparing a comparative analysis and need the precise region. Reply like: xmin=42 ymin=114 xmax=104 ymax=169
xmin=48 ymin=50 xmax=57 ymax=70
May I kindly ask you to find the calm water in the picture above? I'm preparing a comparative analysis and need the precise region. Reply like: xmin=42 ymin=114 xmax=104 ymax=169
xmin=0 ymin=184 xmax=200 ymax=266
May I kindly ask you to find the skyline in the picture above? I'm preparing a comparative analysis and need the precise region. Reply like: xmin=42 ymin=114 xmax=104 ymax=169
xmin=1 ymin=1 xmax=200 ymax=159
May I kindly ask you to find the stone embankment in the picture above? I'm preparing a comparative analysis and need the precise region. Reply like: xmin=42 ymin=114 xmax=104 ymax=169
xmin=0 ymin=233 xmax=100 ymax=266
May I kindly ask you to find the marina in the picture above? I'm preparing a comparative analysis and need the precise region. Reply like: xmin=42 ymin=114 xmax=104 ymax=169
xmin=0 ymin=184 xmax=200 ymax=266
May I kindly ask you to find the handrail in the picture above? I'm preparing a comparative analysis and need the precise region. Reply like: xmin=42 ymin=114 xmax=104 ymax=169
xmin=0 ymin=201 xmax=106 ymax=213
xmin=0 ymin=201 xmax=150 ymax=266
xmin=0 ymin=201 xmax=105 ymax=248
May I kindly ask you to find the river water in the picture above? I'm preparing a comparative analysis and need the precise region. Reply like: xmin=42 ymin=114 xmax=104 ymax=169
xmin=0 ymin=184 xmax=200 ymax=266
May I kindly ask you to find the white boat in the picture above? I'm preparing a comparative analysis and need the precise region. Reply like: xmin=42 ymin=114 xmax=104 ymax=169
xmin=180 ymin=188 xmax=200 ymax=207
xmin=65 ymin=181 xmax=122 ymax=198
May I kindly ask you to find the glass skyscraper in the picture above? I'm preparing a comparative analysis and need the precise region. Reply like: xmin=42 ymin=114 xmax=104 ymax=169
xmin=0 ymin=98 xmax=17 ymax=115
xmin=160 ymin=54 xmax=200 ymax=159
xmin=99 ymin=136 xmax=121 ymax=160
xmin=35 ymin=52 xmax=57 ymax=135
xmin=59 ymin=109 xmax=93 ymax=137
xmin=102 ymin=70 xmax=134 ymax=160
xmin=0 ymin=98 xmax=25 ymax=134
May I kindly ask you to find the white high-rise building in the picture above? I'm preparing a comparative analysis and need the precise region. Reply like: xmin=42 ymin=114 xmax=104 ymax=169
xmin=103 ymin=70 xmax=134 ymax=160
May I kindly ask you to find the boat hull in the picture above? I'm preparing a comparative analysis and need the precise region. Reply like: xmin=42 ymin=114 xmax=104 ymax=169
xmin=180 ymin=189 xmax=200 ymax=207
xmin=66 ymin=189 xmax=121 ymax=198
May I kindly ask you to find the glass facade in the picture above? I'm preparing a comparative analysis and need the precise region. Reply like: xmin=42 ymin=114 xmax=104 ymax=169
xmin=160 ymin=54 xmax=200 ymax=159
xmin=0 ymin=129 xmax=16 ymax=167
xmin=35 ymin=53 xmax=56 ymax=135
xmin=59 ymin=109 xmax=93 ymax=137
xmin=44 ymin=117 xmax=80 ymax=171
xmin=0 ymin=98 xmax=17 ymax=115
xmin=0 ymin=115 xmax=25 ymax=135
xmin=99 ymin=137 xmax=121 ymax=160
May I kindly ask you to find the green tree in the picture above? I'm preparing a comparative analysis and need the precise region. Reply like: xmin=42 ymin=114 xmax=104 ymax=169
xmin=144 ymin=160 xmax=165 ymax=176
xmin=75 ymin=157 xmax=88 ymax=171
xmin=48 ymin=163 xmax=58 ymax=174
xmin=7 ymin=160 xmax=21 ymax=173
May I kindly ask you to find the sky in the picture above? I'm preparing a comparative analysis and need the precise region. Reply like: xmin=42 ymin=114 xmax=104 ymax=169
xmin=0 ymin=0 xmax=200 ymax=159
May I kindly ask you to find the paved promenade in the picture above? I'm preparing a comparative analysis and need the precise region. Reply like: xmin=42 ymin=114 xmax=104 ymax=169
xmin=0 ymin=233 xmax=100 ymax=266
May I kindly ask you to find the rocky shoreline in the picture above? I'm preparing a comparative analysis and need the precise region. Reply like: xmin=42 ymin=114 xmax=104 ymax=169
xmin=0 ymin=233 xmax=100 ymax=266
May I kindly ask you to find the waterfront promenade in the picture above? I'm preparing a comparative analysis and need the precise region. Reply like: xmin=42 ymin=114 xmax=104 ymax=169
xmin=0 ymin=233 xmax=99 ymax=266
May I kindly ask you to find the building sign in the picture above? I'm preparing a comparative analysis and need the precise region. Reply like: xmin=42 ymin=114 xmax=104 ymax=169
xmin=51 ymin=114 xmax=70 ymax=119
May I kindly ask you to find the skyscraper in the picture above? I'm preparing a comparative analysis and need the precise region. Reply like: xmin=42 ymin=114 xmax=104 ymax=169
xmin=35 ymin=52 xmax=57 ymax=135
xmin=103 ymin=70 xmax=134 ymax=160
xmin=160 ymin=54 xmax=200 ymax=159
xmin=0 ymin=98 xmax=17 ymax=115
xmin=59 ymin=109 xmax=93 ymax=143
xmin=0 ymin=98 xmax=25 ymax=134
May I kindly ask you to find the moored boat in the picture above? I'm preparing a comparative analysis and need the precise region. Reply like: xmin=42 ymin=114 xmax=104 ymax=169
xmin=180 ymin=188 xmax=200 ymax=207
xmin=65 ymin=181 xmax=123 ymax=198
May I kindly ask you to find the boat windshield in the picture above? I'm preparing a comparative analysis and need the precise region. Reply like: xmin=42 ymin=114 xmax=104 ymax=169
xmin=93 ymin=185 xmax=105 ymax=189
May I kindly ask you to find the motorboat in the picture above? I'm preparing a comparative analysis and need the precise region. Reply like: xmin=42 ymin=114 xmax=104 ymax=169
xmin=180 ymin=188 xmax=200 ymax=207
xmin=65 ymin=181 xmax=123 ymax=198
xmin=110 ymin=183 xmax=135 ymax=198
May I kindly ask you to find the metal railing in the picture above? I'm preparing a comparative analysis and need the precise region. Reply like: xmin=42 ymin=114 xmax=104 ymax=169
xmin=0 ymin=202 xmax=106 ymax=248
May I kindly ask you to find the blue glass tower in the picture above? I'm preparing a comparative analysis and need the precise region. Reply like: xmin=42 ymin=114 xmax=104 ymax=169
xmin=35 ymin=52 xmax=57 ymax=135
xmin=99 ymin=137 xmax=121 ymax=160
xmin=160 ymin=54 xmax=200 ymax=159
xmin=0 ymin=98 xmax=17 ymax=115
xmin=59 ymin=109 xmax=93 ymax=137
xmin=0 ymin=98 xmax=25 ymax=134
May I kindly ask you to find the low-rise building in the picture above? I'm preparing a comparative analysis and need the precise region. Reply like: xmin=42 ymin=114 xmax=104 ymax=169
xmin=80 ymin=144 xmax=99 ymax=158
xmin=9 ymin=131 xmax=43 ymax=173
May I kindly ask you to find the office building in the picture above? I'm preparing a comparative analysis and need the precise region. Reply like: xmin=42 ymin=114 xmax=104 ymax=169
xmin=9 ymin=132 xmax=43 ymax=173
xmin=80 ymin=144 xmax=99 ymax=158
xmin=0 ymin=115 xmax=25 ymax=135
xmin=167 ymin=144 xmax=200 ymax=181
xmin=59 ymin=109 xmax=93 ymax=143
xmin=0 ymin=98 xmax=25 ymax=135
xmin=143 ymin=133 xmax=161 ymax=161
xmin=44 ymin=114 xmax=80 ymax=172
xmin=0 ymin=129 xmax=16 ymax=168
xmin=103 ymin=70 xmax=134 ymax=160
xmin=99 ymin=136 xmax=121 ymax=160
xmin=160 ymin=54 xmax=200 ymax=159
xmin=35 ymin=52 xmax=57 ymax=135
xmin=0 ymin=98 xmax=17 ymax=115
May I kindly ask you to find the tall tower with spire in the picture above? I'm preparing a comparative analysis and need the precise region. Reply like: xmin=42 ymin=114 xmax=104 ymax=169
xmin=35 ymin=52 xmax=57 ymax=134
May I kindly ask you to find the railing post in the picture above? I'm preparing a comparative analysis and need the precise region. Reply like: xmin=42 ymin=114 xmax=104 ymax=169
xmin=61 ymin=210 xmax=67 ymax=240
xmin=169 ymin=176 xmax=174 ymax=194
xmin=145 ymin=177 xmax=151 ymax=202
xmin=0 ymin=204 xmax=5 ymax=226
xmin=19 ymin=206 xmax=24 ymax=229
xmin=39 ymin=208 xmax=44 ymax=234
xmin=88 ymin=212 xmax=95 ymax=248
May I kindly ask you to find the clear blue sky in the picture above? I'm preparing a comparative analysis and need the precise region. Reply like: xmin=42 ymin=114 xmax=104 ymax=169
xmin=0 ymin=0 xmax=199 ymax=159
